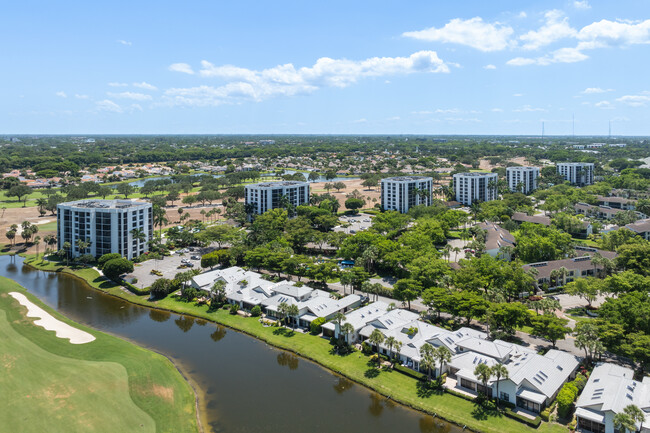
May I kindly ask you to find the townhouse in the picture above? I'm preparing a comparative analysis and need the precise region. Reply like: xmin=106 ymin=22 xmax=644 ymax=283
xmin=576 ymin=363 xmax=650 ymax=433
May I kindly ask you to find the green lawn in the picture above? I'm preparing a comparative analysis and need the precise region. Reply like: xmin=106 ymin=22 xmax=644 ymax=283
xmin=22 ymin=255 xmax=567 ymax=433
xmin=0 ymin=276 xmax=198 ymax=433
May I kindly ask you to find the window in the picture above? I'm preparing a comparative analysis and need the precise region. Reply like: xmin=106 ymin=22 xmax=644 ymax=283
xmin=500 ymin=391 xmax=510 ymax=402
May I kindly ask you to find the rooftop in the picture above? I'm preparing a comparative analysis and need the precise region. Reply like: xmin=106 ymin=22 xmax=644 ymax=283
xmin=453 ymin=172 xmax=498 ymax=177
xmin=59 ymin=199 xmax=150 ymax=209
xmin=381 ymin=176 xmax=433 ymax=182
xmin=246 ymin=181 xmax=309 ymax=188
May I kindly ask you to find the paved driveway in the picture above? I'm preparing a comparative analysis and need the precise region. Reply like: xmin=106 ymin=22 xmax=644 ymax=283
xmin=334 ymin=213 xmax=373 ymax=234
xmin=131 ymin=247 xmax=212 ymax=288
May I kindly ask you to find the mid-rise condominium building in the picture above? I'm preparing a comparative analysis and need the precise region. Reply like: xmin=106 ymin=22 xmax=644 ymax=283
xmin=556 ymin=162 xmax=594 ymax=186
xmin=57 ymin=199 xmax=152 ymax=260
xmin=506 ymin=166 xmax=539 ymax=194
xmin=380 ymin=176 xmax=433 ymax=213
xmin=244 ymin=181 xmax=310 ymax=217
xmin=453 ymin=172 xmax=498 ymax=205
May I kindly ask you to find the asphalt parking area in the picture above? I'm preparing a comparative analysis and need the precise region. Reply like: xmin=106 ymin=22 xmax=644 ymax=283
xmin=131 ymin=247 xmax=211 ymax=288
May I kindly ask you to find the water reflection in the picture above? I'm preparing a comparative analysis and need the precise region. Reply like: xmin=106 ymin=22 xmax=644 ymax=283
xmin=333 ymin=377 xmax=354 ymax=394
xmin=149 ymin=309 xmax=171 ymax=323
xmin=419 ymin=416 xmax=452 ymax=433
xmin=174 ymin=315 xmax=195 ymax=332
xmin=369 ymin=394 xmax=385 ymax=417
xmin=209 ymin=326 xmax=227 ymax=342
xmin=276 ymin=352 xmax=299 ymax=370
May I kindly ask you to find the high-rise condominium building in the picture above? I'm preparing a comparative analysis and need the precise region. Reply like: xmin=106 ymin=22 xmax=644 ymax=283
xmin=453 ymin=172 xmax=499 ymax=205
xmin=57 ymin=199 xmax=152 ymax=260
xmin=380 ymin=176 xmax=433 ymax=213
xmin=506 ymin=166 xmax=540 ymax=194
xmin=244 ymin=181 xmax=310 ymax=217
xmin=556 ymin=163 xmax=594 ymax=186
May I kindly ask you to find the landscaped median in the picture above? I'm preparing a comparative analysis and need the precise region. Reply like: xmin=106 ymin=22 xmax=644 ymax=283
xmin=0 ymin=275 xmax=199 ymax=433
xmin=23 ymin=255 xmax=567 ymax=433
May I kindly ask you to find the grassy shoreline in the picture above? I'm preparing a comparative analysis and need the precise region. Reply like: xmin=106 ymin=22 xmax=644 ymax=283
xmin=22 ymin=255 xmax=566 ymax=433
xmin=0 ymin=275 xmax=199 ymax=433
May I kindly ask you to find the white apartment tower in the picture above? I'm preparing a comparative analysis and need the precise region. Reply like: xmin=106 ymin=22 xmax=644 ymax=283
xmin=380 ymin=176 xmax=433 ymax=213
xmin=453 ymin=172 xmax=499 ymax=205
xmin=57 ymin=199 xmax=153 ymax=260
xmin=245 ymin=181 xmax=310 ymax=217
xmin=556 ymin=162 xmax=594 ymax=186
xmin=506 ymin=166 xmax=540 ymax=194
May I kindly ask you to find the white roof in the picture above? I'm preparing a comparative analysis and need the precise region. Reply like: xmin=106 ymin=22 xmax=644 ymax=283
xmin=302 ymin=294 xmax=362 ymax=319
xmin=456 ymin=337 xmax=532 ymax=361
xmin=449 ymin=352 xmax=498 ymax=383
xmin=577 ymin=362 xmax=650 ymax=424
xmin=506 ymin=349 xmax=580 ymax=399
xmin=322 ymin=301 xmax=390 ymax=332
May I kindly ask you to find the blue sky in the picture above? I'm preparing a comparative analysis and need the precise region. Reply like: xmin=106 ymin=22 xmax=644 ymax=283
xmin=2 ymin=0 xmax=650 ymax=135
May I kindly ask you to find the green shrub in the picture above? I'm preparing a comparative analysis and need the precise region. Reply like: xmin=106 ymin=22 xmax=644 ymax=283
xmin=361 ymin=342 xmax=373 ymax=355
xmin=150 ymin=278 xmax=174 ymax=299
xmin=229 ymin=303 xmax=239 ymax=315
xmin=556 ymin=382 xmax=579 ymax=418
xmin=251 ymin=305 xmax=262 ymax=317
xmin=540 ymin=408 xmax=551 ymax=422
xmin=573 ymin=373 xmax=588 ymax=391
xmin=103 ymin=258 xmax=134 ymax=281
xmin=310 ymin=317 xmax=327 ymax=334
xmin=97 ymin=253 xmax=122 ymax=270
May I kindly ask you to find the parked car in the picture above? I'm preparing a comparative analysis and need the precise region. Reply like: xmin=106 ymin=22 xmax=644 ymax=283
xmin=191 ymin=255 xmax=200 ymax=260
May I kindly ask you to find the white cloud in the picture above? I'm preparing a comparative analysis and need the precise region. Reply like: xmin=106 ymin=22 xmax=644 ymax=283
xmin=169 ymin=63 xmax=195 ymax=75
xmin=107 ymin=91 xmax=153 ymax=101
xmin=581 ymin=87 xmax=613 ymax=94
xmin=435 ymin=108 xmax=461 ymax=114
xmin=55 ymin=91 xmax=67 ymax=98
xmin=402 ymin=17 xmax=514 ymax=52
xmin=164 ymin=51 xmax=449 ymax=106
xmin=514 ymin=105 xmax=547 ymax=112
xmin=411 ymin=110 xmax=434 ymax=115
xmin=513 ymin=93 xmax=524 ymax=97
xmin=352 ymin=118 xmax=368 ymax=123
xmin=616 ymin=92 xmax=650 ymax=107
xmin=95 ymin=100 xmax=123 ymax=113
xmin=507 ymin=46 xmax=588 ymax=66
xmin=117 ymin=39 xmax=132 ymax=46
xmin=595 ymin=100 xmax=615 ymax=109
xmin=519 ymin=10 xmax=577 ymax=50
xmin=108 ymin=82 xmax=128 ymax=87
xmin=518 ymin=12 xmax=528 ymax=19
xmin=132 ymin=82 xmax=158 ymax=91
xmin=577 ymin=19 xmax=650 ymax=49
xmin=74 ymin=94 xmax=89 ymax=99
xmin=386 ymin=116 xmax=401 ymax=121
xmin=484 ymin=64 xmax=497 ymax=69
xmin=573 ymin=1 xmax=591 ymax=10
xmin=491 ymin=108 xmax=504 ymax=112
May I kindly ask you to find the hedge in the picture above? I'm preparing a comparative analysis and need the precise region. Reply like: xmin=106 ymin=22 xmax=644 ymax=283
xmin=393 ymin=364 xmax=427 ymax=381
xmin=122 ymin=281 xmax=150 ymax=296
xmin=503 ymin=408 xmax=542 ymax=428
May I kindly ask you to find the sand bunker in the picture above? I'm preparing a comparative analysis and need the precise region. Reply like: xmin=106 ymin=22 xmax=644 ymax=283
xmin=9 ymin=292 xmax=95 ymax=344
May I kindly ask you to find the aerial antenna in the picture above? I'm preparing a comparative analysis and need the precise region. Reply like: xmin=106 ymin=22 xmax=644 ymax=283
xmin=608 ymin=120 xmax=611 ymax=139
xmin=572 ymin=114 xmax=575 ymax=138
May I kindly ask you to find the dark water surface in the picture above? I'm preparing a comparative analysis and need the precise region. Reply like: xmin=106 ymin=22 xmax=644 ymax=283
xmin=2 ymin=255 xmax=458 ymax=433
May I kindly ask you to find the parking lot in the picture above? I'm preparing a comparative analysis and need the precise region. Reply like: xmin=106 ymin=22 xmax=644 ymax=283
xmin=130 ymin=247 xmax=212 ymax=288
xmin=334 ymin=213 xmax=373 ymax=234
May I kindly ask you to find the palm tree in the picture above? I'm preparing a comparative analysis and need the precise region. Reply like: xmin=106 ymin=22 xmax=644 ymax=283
xmin=491 ymin=363 xmax=509 ymax=407
xmin=614 ymin=412 xmax=636 ymax=433
xmin=277 ymin=302 xmax=289 ymax=327
xmin=62 ymin=241 xmax=71 ymax=266
xmin=210 ymin=280 xmax=226 ymax=304
xmin=557 ymin=266 xmax=569 ymax=287
xmin=419 ymin=343 xmax=436 ymax=382
xmin=33 ymin=236 xmax=41 ymax=259
xmin=433 ymin=346 xmax=452 ymax=383
xmin=453 ymin=246 xmax=461 ymax=262
xmin=153 ymin=206 xmax=169 ymax=237
xmin=443 ymin=244 xmax=452 ymax=262
xmin=474 ymin=363 xmax=492 ymax=398
xmin=368 ymin=329 xmax=385 ymax=362
xmin=332 ymin=311 xmax=346 ymax=333
xmin=5 ymin=230 xmax=15 ymax=247
xmin=286 ymin=304 xmax=299 ymax=329
xmin=623 ymin=404 xmax=645 ymax=433
xmin=340 ymin=322 xmax=355 ymax=345
xmin=385 ymin=336 xmax=397 ymax=365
